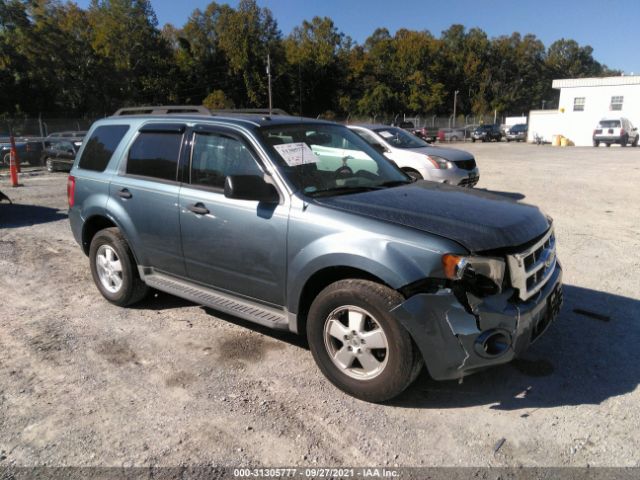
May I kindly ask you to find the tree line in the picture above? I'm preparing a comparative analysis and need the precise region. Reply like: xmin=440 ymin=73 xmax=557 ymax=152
xmin=0 ymin=0 xmax=616 ymax=119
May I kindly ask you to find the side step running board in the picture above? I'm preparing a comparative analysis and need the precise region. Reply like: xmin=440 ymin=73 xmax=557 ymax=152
xmin=140 ymin=270 xmax=289 ymax=330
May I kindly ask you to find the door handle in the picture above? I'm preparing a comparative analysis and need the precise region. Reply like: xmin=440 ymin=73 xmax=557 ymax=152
xmin=188 ymin=202 xmax=210 ymax=215
xmin=118 ymin=188 xmax=132 ymax=199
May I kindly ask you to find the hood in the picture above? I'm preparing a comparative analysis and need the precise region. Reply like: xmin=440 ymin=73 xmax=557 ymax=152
xmin=315 ymin=182 xmax=549 ymax=252
xmin=403 ymin=145 xmax=473 ymax=161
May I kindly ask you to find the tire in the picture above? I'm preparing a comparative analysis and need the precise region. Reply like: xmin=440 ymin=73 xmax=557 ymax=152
xmin=45 ymin=158 xmax=55 ymax=172
xmin=2 ymin=153 xmax=10 ymax=167
xmin=633 ymin=136 xmax=639 ymax=147
xmin=402 ymin=168 xmax=423 ymax=181
xmin=307 ymin=279 xmax=423 ymax=402
xmin=593 ymin=140 xmax=600 ymax=147
xmin=471 ymin=138 xmax=476 ymax=143
xmin=606 ymin=143 xmax=611 ymax=148
xmin=450 ymin=136 xmax=458 ymax=142
xmin=621 ymin=135 xmax=628 ymax=147
xmin=89 ymin=227 xmax=149 ymax=307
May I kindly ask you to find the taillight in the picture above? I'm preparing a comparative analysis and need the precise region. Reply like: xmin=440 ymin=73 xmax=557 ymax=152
xmin=67 ymin=175 xmax=75 ymax=207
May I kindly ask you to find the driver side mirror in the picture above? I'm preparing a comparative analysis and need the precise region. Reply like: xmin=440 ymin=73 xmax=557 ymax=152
xmin=224 ymin=175 xmax=279 ymax=203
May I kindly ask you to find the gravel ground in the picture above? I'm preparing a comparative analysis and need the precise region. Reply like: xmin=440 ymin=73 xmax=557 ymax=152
xmin=0 ymin=143 xmax=639 ymax=469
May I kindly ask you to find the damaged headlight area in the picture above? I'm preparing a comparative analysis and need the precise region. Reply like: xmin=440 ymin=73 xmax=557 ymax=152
xmin=441 ymin=253 xmax=505 ymax=297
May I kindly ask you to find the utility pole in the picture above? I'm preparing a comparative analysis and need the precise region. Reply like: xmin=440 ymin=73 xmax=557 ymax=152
xmin=266 ymin=53 xmax=272 ymax=115
xmin=453 ymin=90 xmax=459 ymax=127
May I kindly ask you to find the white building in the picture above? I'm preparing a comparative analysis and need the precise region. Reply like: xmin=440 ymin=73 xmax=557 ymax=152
xmin=528 ymin=75 xmax=640 ymax=146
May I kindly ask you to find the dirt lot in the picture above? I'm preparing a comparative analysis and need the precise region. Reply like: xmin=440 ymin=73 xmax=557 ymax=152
xmin=1 ymin=143 xmax=639 ymax=469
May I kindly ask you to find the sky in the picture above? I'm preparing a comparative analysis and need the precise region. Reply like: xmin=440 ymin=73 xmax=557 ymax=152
xmin=76 ymin=0 xmax=640 ymax=74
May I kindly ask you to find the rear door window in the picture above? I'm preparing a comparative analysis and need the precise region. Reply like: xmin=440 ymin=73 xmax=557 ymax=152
xmin=126 ymin=131 xmax=183 ymax=182
xmin=77 ymin=125 xmax=130 ymax=171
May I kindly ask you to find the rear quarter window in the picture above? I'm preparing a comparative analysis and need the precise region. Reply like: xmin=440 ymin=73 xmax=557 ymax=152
xmin=77 ymin=125 xmax=130 ymax=172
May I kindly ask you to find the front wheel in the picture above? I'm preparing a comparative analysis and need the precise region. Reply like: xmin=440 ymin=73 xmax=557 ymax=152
xmin=633 ymin=136 xmax=639 ymax=147
xmin=402 ymin=168 xmax=423 ymax=181
xmin=307 ymin=279 xmax=423 ymax=402
xmin=89 ymin=227 xmax=149 ymax=306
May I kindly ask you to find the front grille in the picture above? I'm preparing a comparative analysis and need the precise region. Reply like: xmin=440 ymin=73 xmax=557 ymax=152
xmin=454 ymin=159 xmax=476 ymax=170
xmin=458 ymin=176 xmax=479 ymax=187
xmin=506 ymin=228 xmax=557 ymax=301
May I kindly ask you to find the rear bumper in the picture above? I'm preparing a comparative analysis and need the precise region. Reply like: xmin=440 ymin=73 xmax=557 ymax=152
xmin=593 ymin=135 xmax=624 ymax=143
xmin=391 ymin=263 xmax=563 ymax=380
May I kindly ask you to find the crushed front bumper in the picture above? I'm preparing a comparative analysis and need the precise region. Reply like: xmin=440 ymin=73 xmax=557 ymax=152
xmin=391 ymin=264 xmax=563 ymax=381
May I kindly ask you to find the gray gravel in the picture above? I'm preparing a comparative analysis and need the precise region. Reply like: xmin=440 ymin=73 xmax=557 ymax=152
xmin=0 ymin=143 xmax=639 ymax=468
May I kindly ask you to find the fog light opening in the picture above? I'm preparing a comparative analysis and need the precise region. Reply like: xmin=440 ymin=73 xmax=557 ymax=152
xmin=475 ymin=330 xmax=511 ymax=358
xmin=483 ymin=333 xmax=509 ymax=356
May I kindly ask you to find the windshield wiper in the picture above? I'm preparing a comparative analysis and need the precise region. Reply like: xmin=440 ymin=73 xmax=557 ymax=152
xmin=378 ymin=180 xmax=414 ymax=187
xmin=306 ymin=185 xmax=383 ymax=197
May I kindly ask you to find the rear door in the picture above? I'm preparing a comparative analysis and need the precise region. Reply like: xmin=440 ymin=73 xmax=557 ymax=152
xmin=178 ymin=125 xmax=288 ymax=306
xmin=108 ymin=123 xmax=187 ymax=276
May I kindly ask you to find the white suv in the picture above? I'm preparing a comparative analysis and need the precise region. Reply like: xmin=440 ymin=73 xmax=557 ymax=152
xmin=593 ymin=118 xmax=639 ymax=147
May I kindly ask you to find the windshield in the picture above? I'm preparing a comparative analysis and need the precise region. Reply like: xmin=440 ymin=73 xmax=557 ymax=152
xmin=373 ymin=127 xmax=429 ymax=149
xmin=599 ymin=120 xmax=621 ymax=128
xmin=260 ymin=124 xmax=410 ymax=197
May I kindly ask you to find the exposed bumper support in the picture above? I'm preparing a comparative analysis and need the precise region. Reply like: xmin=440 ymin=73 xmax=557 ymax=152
xmin=391 ymin=264 xmax=563 ymax=380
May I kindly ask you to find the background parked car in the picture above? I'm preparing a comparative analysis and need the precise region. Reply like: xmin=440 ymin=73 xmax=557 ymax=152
xmin=506 ymin=123 xmax=528 ymax=142
xmin=349 ymin=124 xmax=479 ymax=186
xmin=0 ymin=137 xmax=45 ymax=166
xmin=437 ymin=127 xmax=465 ymax=142
xmin=412 ymin=126 xmax=438 ymax=143
xmin=471 ymin=124 xmax=503 ymax=142
xmin=41 ymin=140 xmax=79 ymax=172
xmin=47 ymin=130 xmax=87 ymax=140
xmin=592 ymin=118 xmax=638 ymax=147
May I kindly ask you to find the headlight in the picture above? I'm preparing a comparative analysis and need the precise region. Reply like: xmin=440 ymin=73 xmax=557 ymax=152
xmin=442 ymin=254 xmax=506 ymax=296
xmin=426 ymin=155 xmax=452 ymax=169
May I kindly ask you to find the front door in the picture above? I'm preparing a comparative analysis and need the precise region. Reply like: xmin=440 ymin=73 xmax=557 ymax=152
xmin=178 ymin=126 xmax=288 ymax=306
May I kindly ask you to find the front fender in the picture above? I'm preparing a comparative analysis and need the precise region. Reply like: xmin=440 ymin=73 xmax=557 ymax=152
xmin=286 ymin=228 xmax=457 ymax=314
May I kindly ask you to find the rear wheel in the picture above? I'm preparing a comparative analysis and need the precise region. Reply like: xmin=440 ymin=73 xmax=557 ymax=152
xmin=593 ymin=140 xmax=600 ymax=147
xmin=307 ymin=279 xmax=423 ymax=402
xmin=89 ymin=227 xmax=149 ymax=306
xmin=606 ymin=143 xmax=611 ymax=148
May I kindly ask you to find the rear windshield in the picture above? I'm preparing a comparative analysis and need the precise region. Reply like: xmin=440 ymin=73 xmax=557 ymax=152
xmin=599 ymin=120 xmax=621 ymax=128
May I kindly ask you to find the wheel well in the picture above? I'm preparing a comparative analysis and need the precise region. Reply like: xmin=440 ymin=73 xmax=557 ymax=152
xmin=295 ymin=266 xmax=392 ymax=336
xmin=81 ymin=215 xmax=116 ymax=255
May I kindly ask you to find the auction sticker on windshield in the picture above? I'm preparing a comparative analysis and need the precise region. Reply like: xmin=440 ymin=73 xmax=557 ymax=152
xmin=274 ymin=142 xmax=317 ymax=166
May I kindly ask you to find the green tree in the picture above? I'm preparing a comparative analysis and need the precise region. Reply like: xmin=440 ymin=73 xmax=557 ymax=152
xmin=215 ymin=0 xmax=281 ymax=107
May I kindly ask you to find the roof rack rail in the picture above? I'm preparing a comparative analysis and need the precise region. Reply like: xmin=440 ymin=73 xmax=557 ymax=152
xmin=112 ymin=105 xmax=211 ymax=116
xmin=210 ymin=108 xmax=289 ymax=116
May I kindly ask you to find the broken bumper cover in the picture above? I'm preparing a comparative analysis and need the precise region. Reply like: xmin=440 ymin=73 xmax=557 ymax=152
xmin=391 ymin=264 xmax=563 ymax=381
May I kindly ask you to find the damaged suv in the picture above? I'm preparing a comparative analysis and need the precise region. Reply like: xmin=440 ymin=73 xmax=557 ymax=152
xmin=68 ymin=108 xmax=562 ymax=402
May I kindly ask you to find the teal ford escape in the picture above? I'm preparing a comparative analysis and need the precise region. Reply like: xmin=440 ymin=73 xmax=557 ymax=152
xmin=68 ymin=107 xmax=563 ymax=402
